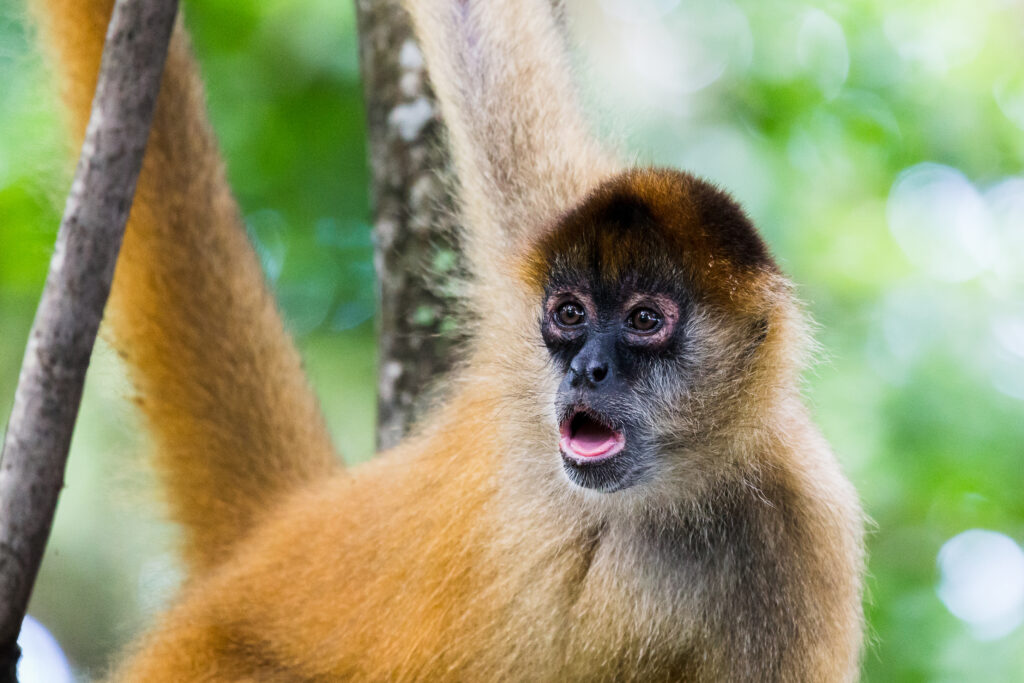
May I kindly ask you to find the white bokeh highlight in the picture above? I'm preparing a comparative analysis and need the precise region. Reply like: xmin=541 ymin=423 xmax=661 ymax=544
xmin=887 ymin=163 xmax=995 ymax=282
xmin=796 ymin=9 xmax=849 ymax=99
xmin=937 ymin=529 xmax=1024 ymax=640
xmin=17 ymin=615 xmax=73 ymax=683
xmin=984 ymin=178 xmax=1024 ymax=290
xmin=585 ymin=0 xmax=752 ymax=110
xmin=994 ymin=73 xmax=1024 ymax=131
xmin=883 ymin=2 xmax=985 ymax=75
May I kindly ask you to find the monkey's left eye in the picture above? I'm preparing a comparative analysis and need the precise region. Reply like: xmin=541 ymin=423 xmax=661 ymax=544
xmin=627 ymin=307 xmax=662 ymax=332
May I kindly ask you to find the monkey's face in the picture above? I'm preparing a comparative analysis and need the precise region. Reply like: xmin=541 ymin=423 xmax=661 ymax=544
xmin=541 ymin=282 xmax=687 ymax=492
xmin=527 ymin=168 xmax=783 ymax=493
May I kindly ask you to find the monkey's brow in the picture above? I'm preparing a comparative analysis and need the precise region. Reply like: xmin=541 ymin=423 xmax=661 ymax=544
xmin=545 ymin=268 xmax=683 ymax=298
xmin=542 ymin=271 xmax=590 ymax=293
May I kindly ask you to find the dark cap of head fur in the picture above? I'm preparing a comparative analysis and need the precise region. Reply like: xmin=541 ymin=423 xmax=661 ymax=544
xmin=522 ymin=168 xmax=779 ymax=311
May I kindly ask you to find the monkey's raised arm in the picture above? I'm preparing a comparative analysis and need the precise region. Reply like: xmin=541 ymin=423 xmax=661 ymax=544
xmin=30 ymin=0 xmax=338 ymax=573
xmin=403 ymin=0 xmax=619 ymax=260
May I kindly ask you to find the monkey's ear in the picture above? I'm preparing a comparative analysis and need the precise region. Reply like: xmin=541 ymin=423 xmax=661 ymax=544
xmin=403 ymin=0 xmax=620 ymax=265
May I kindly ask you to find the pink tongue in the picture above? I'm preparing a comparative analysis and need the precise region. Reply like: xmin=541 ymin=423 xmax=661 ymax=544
xmin=570 ymin=422 xmax=617 ymax=456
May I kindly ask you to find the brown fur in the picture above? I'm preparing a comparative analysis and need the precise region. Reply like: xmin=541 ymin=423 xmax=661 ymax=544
xmin=523 ymin=169 xmax=778 ymax=309
xmin=30 ymin=0 xmax=864 ymax=680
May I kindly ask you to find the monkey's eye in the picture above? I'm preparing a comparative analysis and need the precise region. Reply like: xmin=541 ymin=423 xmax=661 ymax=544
xmin=555 ymin=302 xmax=586 ymax=327
xmin=627 ymin=307 xmax=662 ymax=332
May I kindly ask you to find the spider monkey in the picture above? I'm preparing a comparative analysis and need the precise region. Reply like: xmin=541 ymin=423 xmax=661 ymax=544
xmin=30 ymin=0 xmax=864 ymax=679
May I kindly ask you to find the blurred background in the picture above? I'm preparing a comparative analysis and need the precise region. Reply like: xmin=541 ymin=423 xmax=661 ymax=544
xmin=1 ymin=0 xmax=1022 ymax=679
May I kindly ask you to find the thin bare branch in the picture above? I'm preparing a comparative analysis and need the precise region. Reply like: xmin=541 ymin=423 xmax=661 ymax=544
xmin=0 ymin=0 xmax=178 ymax=675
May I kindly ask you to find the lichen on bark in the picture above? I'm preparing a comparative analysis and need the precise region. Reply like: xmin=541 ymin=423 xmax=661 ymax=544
xmin=354 ymin=0 xmax=466 ymax=450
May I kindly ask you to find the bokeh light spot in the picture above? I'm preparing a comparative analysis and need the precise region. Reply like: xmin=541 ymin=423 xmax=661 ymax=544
xmin=887 ymin=163 xmax=994 ymax=282
xmin=592 ymin=0 xmax=750 ymax=99
xmin=884 ymin=3 xmax=984 ymax=74
xmin=992 ymin=313 xmax=1024 ymax=360
xmin=246 ymin=209 xmax=288 ymax=283
xmin=937 ymin=530 xmax=1024 ymax=640
xmin=984 ymin=178 xmax=1024 ymax=290
xmin=796 ymin=9 xmax=848 ymax=100
xmin=994 ymin=72 xmax=1024 ymax=131
xmin=17 ymin=615 xmax=73 ymax=683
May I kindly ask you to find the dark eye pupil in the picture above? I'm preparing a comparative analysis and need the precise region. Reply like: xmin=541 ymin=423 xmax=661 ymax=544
xmin=557 ymin=303 xmax=584 ymax=326
xmin=631 ymin=308 xmax=660 ymax=331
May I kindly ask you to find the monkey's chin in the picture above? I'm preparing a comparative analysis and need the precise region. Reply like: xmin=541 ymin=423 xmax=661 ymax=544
xmin=560 ymin=451 xmax=643 ymax=493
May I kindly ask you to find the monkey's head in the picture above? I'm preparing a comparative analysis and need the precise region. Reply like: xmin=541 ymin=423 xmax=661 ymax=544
xmin=522 ymin=168 xmax=801 ymax=494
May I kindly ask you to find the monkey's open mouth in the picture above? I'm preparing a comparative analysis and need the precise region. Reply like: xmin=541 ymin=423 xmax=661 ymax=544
xmin=559 ymin=410 xmax=626 ymax=461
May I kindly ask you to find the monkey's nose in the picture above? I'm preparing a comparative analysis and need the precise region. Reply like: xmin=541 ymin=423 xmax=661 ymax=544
xmin=570 ymin=358 xmax=610 ymax=388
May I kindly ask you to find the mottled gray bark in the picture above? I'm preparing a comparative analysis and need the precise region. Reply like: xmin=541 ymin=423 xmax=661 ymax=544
xmin=0 ymin=0 xmax=178 ymax=677
xmin=354 ymin=0 xmax=466 ymax=451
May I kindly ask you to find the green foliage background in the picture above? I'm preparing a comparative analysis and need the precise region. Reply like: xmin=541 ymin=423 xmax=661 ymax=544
xmin=1 ymin=0 xmax=1022 ymax=679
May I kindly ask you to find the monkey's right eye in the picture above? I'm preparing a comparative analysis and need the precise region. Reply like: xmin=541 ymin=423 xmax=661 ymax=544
xmin=555 ymin=302 xmax=586 ymax=327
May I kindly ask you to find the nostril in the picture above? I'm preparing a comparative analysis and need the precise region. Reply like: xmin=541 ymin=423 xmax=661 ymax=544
xmin=589 ymin=363 xmax=608 ymax=384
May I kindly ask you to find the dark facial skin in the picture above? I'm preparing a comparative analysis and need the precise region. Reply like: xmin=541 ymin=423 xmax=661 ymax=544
xmin=541 ymin=278 xmax=685 ymax=492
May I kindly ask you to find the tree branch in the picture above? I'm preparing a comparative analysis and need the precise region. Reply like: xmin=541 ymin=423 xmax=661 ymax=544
xmin=0 ymin=0 xmax=178 ymax=676
xmin=354 ymin=0 xmax=465 ymax=450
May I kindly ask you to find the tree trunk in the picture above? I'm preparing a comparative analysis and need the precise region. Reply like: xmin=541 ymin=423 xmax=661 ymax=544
xmin=354 ymin=0 xmax=465 ymax=451
xmin=0 ymin=0 xmax=178 ymax=677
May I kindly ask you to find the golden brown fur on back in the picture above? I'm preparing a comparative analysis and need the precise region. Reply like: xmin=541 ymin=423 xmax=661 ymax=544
xmin=30 ymin=0 xmax=864 ymax=679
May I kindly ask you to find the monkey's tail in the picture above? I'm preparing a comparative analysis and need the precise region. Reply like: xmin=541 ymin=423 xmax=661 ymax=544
xmin=30 ymin=0 xmax=339 ymax=574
